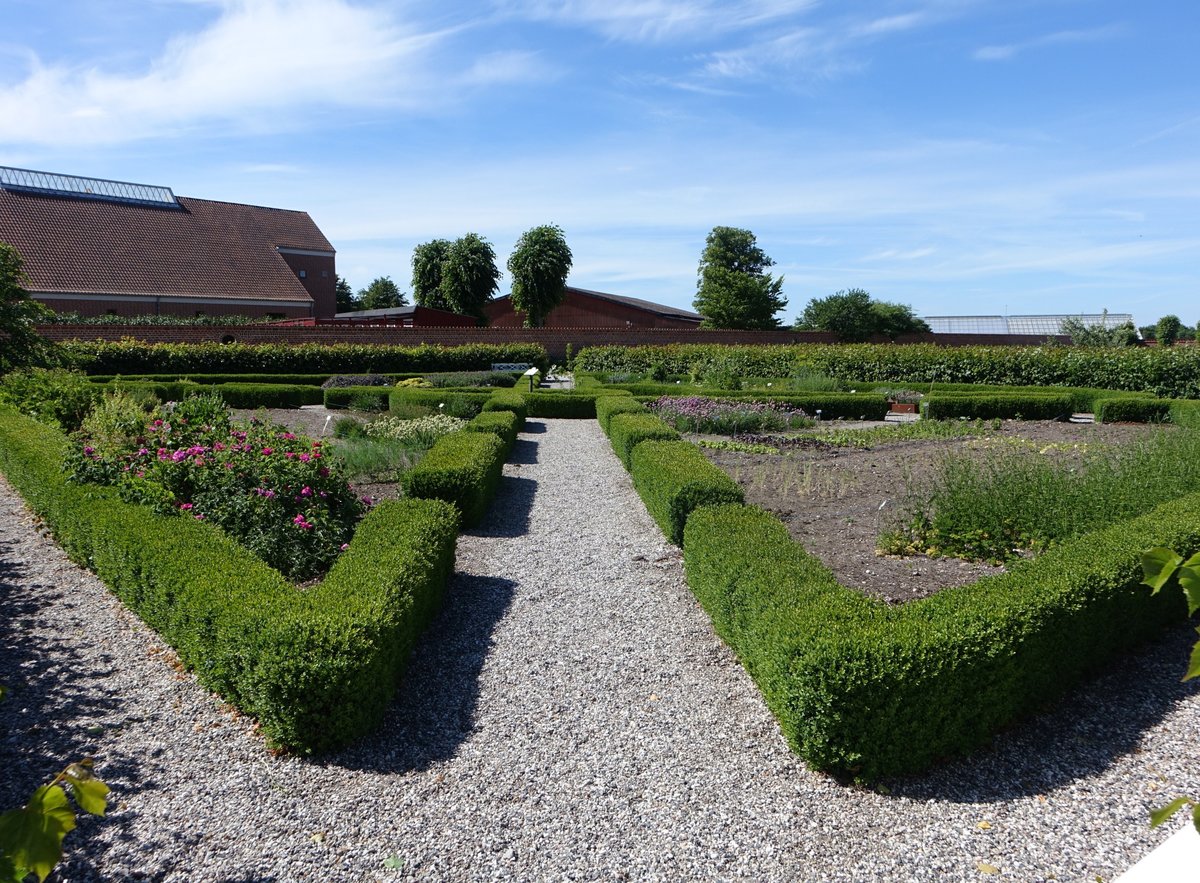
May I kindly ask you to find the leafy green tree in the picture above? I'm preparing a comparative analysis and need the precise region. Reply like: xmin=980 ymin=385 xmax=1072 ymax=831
xmin=0 ymin=241 xmax=52 ymax=372
xmin=795 ymin=288 xmax=875 ymax=341
xmin=439 ymin=234 xmax=500 ymax=324
xmin=1139 ymin=325 xmax=1157 ymax=341
xmin=334 ymin=275 xmax=359 ymax=313
xmin=357 ymin=276 xmax=407 ymax=311
xmin=869 ymin=300 xmax=930 ymax=339
xmin=1061 ymin=315 xmax=1139 ymax=347
xmin=1156 ymin=314 xmax=1183 ymax=346
xmin=507 ymin=225 xmax=573 ymax=328
xmin=693 ymin=227 xmax=786 ymax=330
xmin=411 ymin=239 xmax=453 ymax=311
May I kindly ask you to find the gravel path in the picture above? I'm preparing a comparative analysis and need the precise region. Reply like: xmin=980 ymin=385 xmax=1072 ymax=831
xmin=2 ymin=418 xmax=1199 ymax=882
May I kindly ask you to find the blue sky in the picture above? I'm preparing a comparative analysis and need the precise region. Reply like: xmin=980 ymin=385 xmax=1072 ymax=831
xmin=2 ymin=0 xmax=1198 ymax=327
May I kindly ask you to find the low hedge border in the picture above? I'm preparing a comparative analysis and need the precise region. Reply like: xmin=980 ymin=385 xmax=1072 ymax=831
xmin=522 ymin=390 xmax=633 ymax=419
xmin=464 ymin=410 xmax=521 ymax=453
xmin=606 ymin=412 xmax=682 ymax=469
xmin=388 ymin=388 xmax=492 ymax=416
xmin=595 ymin=396 xmax=649 ymax=433
xmin=0 ymin=406 xmax=459 ymax=754
xmin=921 ymin=393 xmax=1075 ymax=421
xmin=681 ymin=497 xmax=1197 ymax=780
xmin=111 ymin=380 xmax=323 ymax=408
xmin=629 ymin=440 xmax=744 ymax=545
xmin=482 ymin=390 xmax=528 ymax=423
xmin=1095 ymin=397 xmax=1173 ymax=424
xmin=400 ymin=430 xmax=507 ymax=526
xmin=325 ymin=386 xmax=395 ymax=410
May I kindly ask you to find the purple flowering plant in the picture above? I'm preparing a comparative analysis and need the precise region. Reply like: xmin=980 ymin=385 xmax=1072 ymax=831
xmin=647 ymin=395 xmax=812 ymax=435
xmin=68 ymin=393 xmax=365 ymax=581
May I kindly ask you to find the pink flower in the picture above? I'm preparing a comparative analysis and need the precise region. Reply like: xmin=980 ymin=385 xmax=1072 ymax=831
xmin=282 ymin=432 xmax=296 ymax=440
xmin=83 ymin=445 xmax=95 ymax=456
xmin=298 ymin=453 xmax=311 ymax=463
xmin=261 ymin=447 xmax=273 ymax=455
xmin=300 ymin=486 xmax=313 ymax=497
xmin=179 ymin=503 xmax=194 ymax=511
xmin=339 ymin=543 xmax=350 ymax=551
xmin=171 ymin=450 xmax=188 ymax=462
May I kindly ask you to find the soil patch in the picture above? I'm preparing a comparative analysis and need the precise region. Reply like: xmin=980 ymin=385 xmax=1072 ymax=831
xmin=698 ymin=420 xmax=1170 ymax=604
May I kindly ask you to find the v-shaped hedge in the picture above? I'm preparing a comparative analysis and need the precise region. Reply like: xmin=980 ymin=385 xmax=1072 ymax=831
xmin=0 ymin=407 xmax=458 ymax=754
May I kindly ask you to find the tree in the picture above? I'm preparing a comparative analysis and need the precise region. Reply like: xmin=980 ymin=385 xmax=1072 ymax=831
xmin=1061 ymin=315 xmax=1139 ymax=347
xmin=0 ymin=241 xmax=52 ymax=371
xmin=1156 ymin=314 xmax=1183 ymax=346
xmin=795 ymin=288 xmax=872 ymax=341
xmin=507 ymin=225 xmax=573 ymax=328
xmin=334 ymin=275 xmax=359 ymax=313
xmin=411 ymin=239 xmax=453 ymax=311
xmin=693 ymin=227 xmax=786 ymax=330
xmin=439 ymin=233 xmax=500 ymax=324
xmin=357 ymin=276 xmax=407 ymax=311
xmin=1139 ymin=325 xmax=1157 ymax=341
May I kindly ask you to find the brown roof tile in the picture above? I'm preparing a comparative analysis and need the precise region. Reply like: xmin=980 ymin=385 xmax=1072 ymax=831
xmin=0 ymin=188 xmax=332 ymax=303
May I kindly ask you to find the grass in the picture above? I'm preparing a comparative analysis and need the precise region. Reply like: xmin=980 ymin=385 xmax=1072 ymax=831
xmin=329 ymin=437 xmax=423 ymax=482
xmin=811 ymin=419 xmax=996 ymax=448
xmin=880 ymin=427 xmax=1200 ymax=562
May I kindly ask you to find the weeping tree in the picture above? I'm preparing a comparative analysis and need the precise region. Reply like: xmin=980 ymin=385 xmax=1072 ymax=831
xmin=411 ymin=239 xmax=453 ymax=311
xmin=507 ymin=225 xmax=573 ymax=328
xmin=439 ymin=234 xmax=500 ymax=325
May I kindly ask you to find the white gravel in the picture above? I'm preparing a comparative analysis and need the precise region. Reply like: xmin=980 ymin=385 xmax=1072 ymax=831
xmin=2 ymin=417 xmax=1199 ymax=882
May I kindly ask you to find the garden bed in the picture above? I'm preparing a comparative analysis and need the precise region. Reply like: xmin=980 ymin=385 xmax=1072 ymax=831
xmin=698 ymin=419 xmax=1169 ymax=603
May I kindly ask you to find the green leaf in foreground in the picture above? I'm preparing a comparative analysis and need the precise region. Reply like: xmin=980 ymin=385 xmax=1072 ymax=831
xmin=1141 ymin=547 xmax=1183 ymax=593
xmin=63 ymin=762 xmax=109 ymax=817
xmin=0 ymin=785 xmax=76 ymax=882
xmin=1150 ymin=796 xmax=1193 ymax=828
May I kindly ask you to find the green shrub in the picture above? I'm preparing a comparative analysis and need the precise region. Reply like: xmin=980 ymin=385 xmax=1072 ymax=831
xmin=629 ymin=440 xmax=744 ymax=544
xmin=921 ymin=393 xmax=1075 ymax=421
xmin=682 ymin=498 xmax=1196 ymax=779
xmin=0 ymin=367 xmax=101 ymax=430
xmin=648 ymin=395 xmax=814 ymax=434
xmin=521 ymin=390 xmax=631 ymax=419
xmin=606 ymin=413 xmax=681 ymax=469
xmin=1095 ymin=397 xmax=1173 ymax=424
xmin=400 ymin=431 xmax=507 ymax=526
xmin=482 ymin=390 xmax=528 ymax=423
xmin=64 ymin=341 xmax=549 ymax=376
xmin=464 ymin=410 xmax=521 ymax=453
xmin=326 ymin=386 xmax=395 ymax=410
xmin=0 ymin=406 xmax=459 ymax=754
xmin=388 ymin=388 xmax=491 ymax=417
xmin=207 ymin=383 xmax=323 ymax=408
xmin=595 ymin=396 xmax=648 ymax=432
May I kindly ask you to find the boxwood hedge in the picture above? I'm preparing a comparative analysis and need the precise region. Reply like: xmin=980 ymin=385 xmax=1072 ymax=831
xmin=628 ymin=440 xmax=744 ymax=545
xmin=921 ymin=393 xmax=1076 ymax=421
xmin=606 ymin=413 xmax=681 ymax=469
xmin=682 ymin=497 xmax=1198 ymax=780
xmin=110 ymin=380 xmax=324 ymax=408
xmin=482 ymin=390 xmax=528 ymax=423
xmin=0 ymin=406 xmax=459 ymax=754
xmin=400 ymin=431 xmax=507 ymax=526
xmin=464 ymin=410 xmax=521 ymax=452
xmin=595 ymin=396 xmax=649 ymax=432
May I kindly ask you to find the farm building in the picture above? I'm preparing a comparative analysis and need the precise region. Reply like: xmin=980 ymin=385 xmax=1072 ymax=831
xmin=484 ymin=286 xmax=703 ymax=328
xmin=325 ymin=305 xmax=478 ymax=326
xmin=0 ymin=166 xmax=337 ymax=319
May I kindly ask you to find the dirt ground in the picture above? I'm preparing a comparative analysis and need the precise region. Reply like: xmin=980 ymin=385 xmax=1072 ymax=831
xmin=697 ymin=420 xmax=1170 ymax=604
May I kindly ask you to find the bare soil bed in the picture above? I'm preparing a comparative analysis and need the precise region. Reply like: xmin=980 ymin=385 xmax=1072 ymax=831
xmin=698 ymin=420 xmax=1170 ymax=604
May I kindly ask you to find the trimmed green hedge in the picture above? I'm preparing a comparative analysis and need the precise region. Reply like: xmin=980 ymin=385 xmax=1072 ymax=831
xmin=606 ymin=413 xmax=681 ymax=469
xmin=522 ymin=390 xmax=633 ymax=419
xmin=400 ymin=430 xmax=507 ymax=526
xmin=921 ymin=393 xmax=1075 ymax=421
xmin=464 ymin=410 xmax=521 ymax=452
xmin=109 ymin=380 xmax=323 ymax=408
xmin=92 ymin=373 xmax=336 ymax=386
xmin=388 ymin=388 xmax=492 ymax=416
xmin=595 ymin=396 xmax=649 ymax=432
xmin=1095 ymin=397 xmax=1173 ymax=424
xmin=65 ymin=341 xmax=549 ymax=376
xmin=324 ymin=386 xmax=395 ymax=410
xmin=0 ymin=406 xmax=459 ymax=754
xmin=575 ymin=343 xmax=1200 ymax=398
xmin=483 ymin=390 xmax=528 ymax=423
xmin=682 ymin=498 xmax=1197 ymax=779
xmin=629 ymin=440 xmax=744 ymax=545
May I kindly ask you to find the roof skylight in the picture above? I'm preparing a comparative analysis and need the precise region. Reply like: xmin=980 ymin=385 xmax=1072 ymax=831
xmin=0 ymin=166 xmax=181 ymax=209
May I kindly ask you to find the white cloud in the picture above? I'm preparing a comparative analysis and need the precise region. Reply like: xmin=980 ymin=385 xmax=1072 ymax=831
xmin=0 ymin=0 xmax=530 ymax=146
xmin=501 ymin=0 xmax=816 ymax=43
xmin=974 ymin=24 xmax=1123 ymax=61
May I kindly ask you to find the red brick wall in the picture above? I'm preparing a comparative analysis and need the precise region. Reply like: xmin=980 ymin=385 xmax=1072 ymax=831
xmin=278 ymin=253 xmax=336 ymax=318
xmin=36 ymin=324 xmax=1071 ymax=361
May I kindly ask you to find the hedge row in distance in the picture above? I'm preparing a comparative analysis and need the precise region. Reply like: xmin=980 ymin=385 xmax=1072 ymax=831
xmin=0 ymin=407 xmax=459 ymax=754
xmin=112 ymin=380 xmax=324 ymax=408
xmin=921 ymin=393 xmax=1075 ymax=421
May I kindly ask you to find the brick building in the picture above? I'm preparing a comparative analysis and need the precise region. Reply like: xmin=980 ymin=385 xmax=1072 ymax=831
xmin=484 ymin=286 xmax=703 ymax=329
xmin=0 ymin=166 xmax=336 ymax=319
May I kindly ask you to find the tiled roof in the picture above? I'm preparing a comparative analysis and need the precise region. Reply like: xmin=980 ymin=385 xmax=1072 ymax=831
xmin=568 ymin=287 xmax=704 ymax=322
xmin=0 ymin=187 xmax=332 ymax=303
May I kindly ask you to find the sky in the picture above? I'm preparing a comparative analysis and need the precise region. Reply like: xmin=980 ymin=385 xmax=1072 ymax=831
xmin=1 ymin=0 xmax=1198 ymax=327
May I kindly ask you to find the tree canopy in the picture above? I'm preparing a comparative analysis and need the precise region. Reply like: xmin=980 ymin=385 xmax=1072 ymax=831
xmin=1060 ymin=315 xmax=1139 ymax=347
xmin=357 ymin=276 xmax=407 ymax=310
xmin=693 ymin=226 xmax=786 ymax=329
xmin=1156 ymin=314 xmax=1183 ymax=346
xmin=334 ymin=275 xmax=359 ymax=313
xmin=411 ymin=239 xmax=453 ymax=311
xmin=0 ymin=240 xmax=52 ymax=371
xmin=439 ymin=233 xmax=500 ymax=324
xmin=795 ymin=288 xmax=928 ymax=341
xmin=507 ymin=224 xmax=573 ymax=328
